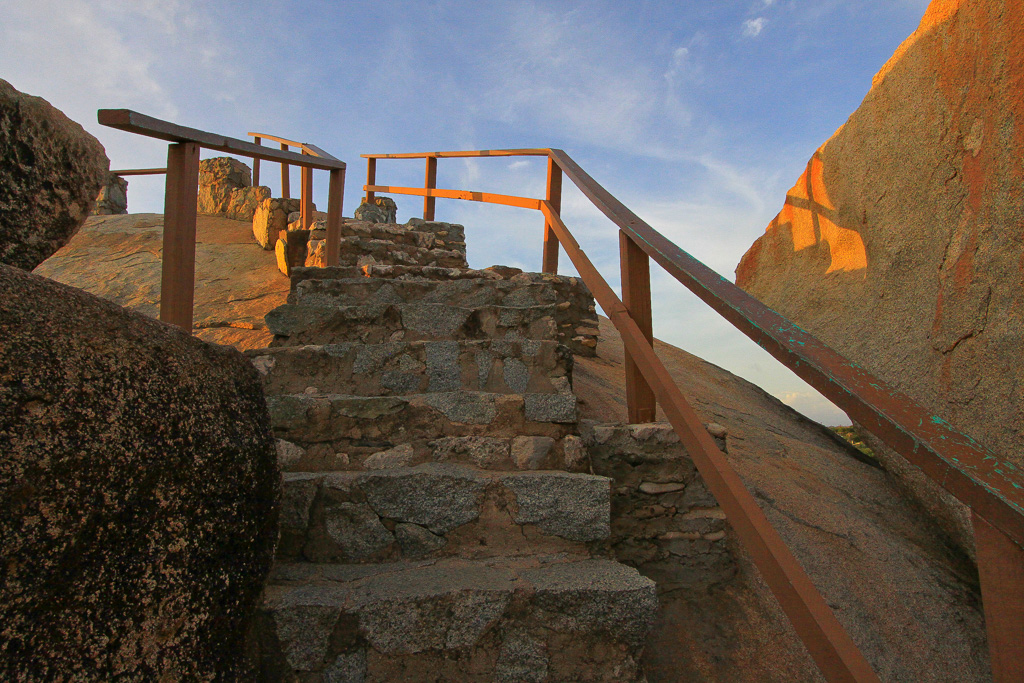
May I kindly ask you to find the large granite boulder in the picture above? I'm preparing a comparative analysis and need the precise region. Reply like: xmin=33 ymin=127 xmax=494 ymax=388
xmin=198 ymin=156 xmax=270 ymax=222
xmin=253 ymin=197 xmax=301 ymax=250
xmin=0 ymin=79 xmax=108 ymax=270
xmin=0 ymin=264 xmax=280 ymax=680
xmin=355 ymin=196 xmax=398 ymax=224
xmin=92 ymin=172 xmax=128 ymax=215
xmin=734 ymin=0 xmax=1024 ymax=556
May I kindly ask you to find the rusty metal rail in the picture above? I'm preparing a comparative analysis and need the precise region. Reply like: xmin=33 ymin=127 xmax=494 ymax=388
xmin=98 ymin=110 xmax=346 ymax=331
xmin=363 ymin=148 xmax=1024 ymax=682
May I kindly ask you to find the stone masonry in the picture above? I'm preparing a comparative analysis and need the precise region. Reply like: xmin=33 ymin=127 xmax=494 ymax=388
xmin=245 ymin=214 xmax=657 ymax=681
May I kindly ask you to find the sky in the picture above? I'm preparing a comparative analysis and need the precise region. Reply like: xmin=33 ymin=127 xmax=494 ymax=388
xmin=0 ymin=0 xmax=932 ymax=425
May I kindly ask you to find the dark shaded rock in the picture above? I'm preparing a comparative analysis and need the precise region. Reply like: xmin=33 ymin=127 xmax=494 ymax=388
xmin=0 ymin=79 xmax=108 ymax=270
xmin=354 ymin=196 xmax=398 ymax=224
xmin=0 ymin=264 xmax=280 ymax=680
xmin=92 ymin=172 xmax=128 ymax=215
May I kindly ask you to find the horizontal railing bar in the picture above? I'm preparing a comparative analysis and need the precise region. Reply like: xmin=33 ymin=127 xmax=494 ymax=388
xmin=365 ymin=184 xmax=542 ymax=211
xmin=110 ymin=168 xmax=167 ymax=176
xmin=546 ymin=148 xmax=1024 ymax=550
xmin=247 ymin=133 xmax=341 ymax=162
xmin=539 ymin=200 xmax=879 ymax=682
xmin=98 ymin=110 xmax=346 ymax=171
xmin=362 ymin=149 xmax=550 ymax=160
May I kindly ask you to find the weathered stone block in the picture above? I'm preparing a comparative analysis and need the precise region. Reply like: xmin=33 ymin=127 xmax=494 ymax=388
xmin=359 ymin=463 xmax=486 ymax=534
xmin=502 ymin=472 xmax=611 ymax=541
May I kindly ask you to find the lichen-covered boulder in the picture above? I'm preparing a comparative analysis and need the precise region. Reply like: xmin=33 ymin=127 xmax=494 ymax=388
xmin=92 ymin=172 xmax=128 ymax=215
xmin=355 ymin=196 xmax=398 ymax=224
xmin=253 ymin=197 xmax=301 ymax=250
xmin=0 ymin=264 xmax=280 ymax=680
xmin=197 ymin=157 xmax=270 ymax=221
xmin=0 ymin=79 xmax=108 ymax=270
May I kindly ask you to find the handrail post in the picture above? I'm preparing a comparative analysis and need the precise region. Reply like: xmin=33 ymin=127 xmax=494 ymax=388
xmin=620 ymin=230 xmax=657 ymax=422
xmin=300 ymin=152 xmax=313 ymax=231
xmin=326 ymin=167 xmax=345 ymax=267
xmin=280 ymin=143 xmax=291 ymax=199
xmin=160 ymin=141 xmax=201 ymax=331
xmin=542 ymin=156 xmax=561 ymax=273
xmin=974 ymin=512 xmax=1024 ymax=682
xmin=366 ymin=158 xmax=376 ymax=203
xmin=424 ymin=156 xmax=438 ymax=221
xmin=252 ymin=136 xmax=262 ymax=186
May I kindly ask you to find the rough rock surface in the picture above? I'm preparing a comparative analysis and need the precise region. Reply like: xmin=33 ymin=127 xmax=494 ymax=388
xmin=734 ymin=0 xmax=1024 ymax=555
xmin=576 ymin=317 xmax=988 ymax=681
xmin=34 ymin=213 xmax=290 ymax=350
xmin=92 ymin=172 xmax=128 ymax=215
xmin=0 ymin=264 xmax=279 ymax=680
xmin=0 ymin=78 xmax=108 ymax=270
xmin=253 ymin=197 xmax=302 ymax=250
xmin=198 ymin=156 xmax=271 ymax=221
xmin=355 ymin=196 xmax=398 ymax=224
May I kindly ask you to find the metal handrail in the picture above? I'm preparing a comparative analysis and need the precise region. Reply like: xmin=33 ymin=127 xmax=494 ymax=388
xmin=98 ymin=109 xmax=346 ymax=331
xmin=364 ymin=147 xmax=1024 ymax=682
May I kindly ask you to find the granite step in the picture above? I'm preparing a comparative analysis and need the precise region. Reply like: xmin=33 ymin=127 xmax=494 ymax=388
xmin=291 ymin=275 xmax=595 ymax=313
xmin=317 ymin=219 xmax=467 ymax=254
xmin=277 ymin=465 xmax=612 ymax=563
xmin=332 ymin=236 xmax=467 ymax=269
xmin=254 ymin=556 xmax=658 ymax=682
xmin=266 ymin=302 xmax=577 ymax=349
xmin=247 ymin=340 xmax=573 ymax=397
xmin=266 ymin=390 xmax=578 ymax=470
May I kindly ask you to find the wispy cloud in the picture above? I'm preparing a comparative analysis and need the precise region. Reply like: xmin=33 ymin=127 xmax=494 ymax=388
xmin=743 ymin=17 xmax=768 ymax=37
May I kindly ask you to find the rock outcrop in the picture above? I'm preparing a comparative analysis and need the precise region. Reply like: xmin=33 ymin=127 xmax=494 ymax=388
xmin=734 ymin=0 xmax=1024 ymax=556
xmin=0 ymin=79 xmax=108 ymax=270
xmin=355 ymin=196 xmax=398 ymax=224
xmin=253 ymin=197 xmax=301 ymax=250
xmin=92 ymin=172 xmax=128 ymax=215
xmin=0 ymin=264 xmax=280 ymax=680
xmin=198 ymin=157 xmax=270 ymax=221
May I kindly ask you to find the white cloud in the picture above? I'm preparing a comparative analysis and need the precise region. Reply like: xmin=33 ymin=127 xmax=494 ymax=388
xmin=743 ymin=17 xmax=768 ymax=37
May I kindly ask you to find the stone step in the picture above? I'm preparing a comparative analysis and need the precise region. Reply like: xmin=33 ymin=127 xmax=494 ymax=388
xmin=278 ymin=465 xmax=612 ymax=563
xmin=266 ymin=302 xmax=596 ymax=355
xmin=247 ymin=340 xmax=573 ymax=397
xmin=291 ymin=216 xmax=467 ymax=252
xmin=275 ymin=433 xmax=589 ymax=474
xmin=291 ymin=276 xmax=595 ymax=313
xmin=266 ymin=391 xmax=578 ymax=470
xmin=254 ymin=556 xmax=657 ymax=682
xmin=331 ymin=236 xmax=468 ymax=269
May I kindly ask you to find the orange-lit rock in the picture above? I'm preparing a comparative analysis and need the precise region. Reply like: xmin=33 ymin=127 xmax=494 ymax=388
xmin=736 ymin=0 xmax=1024 ymax=557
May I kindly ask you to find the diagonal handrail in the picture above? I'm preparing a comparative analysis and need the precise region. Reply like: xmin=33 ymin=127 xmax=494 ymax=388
xmin=364 ymin=147 xmax=1024 ymax=682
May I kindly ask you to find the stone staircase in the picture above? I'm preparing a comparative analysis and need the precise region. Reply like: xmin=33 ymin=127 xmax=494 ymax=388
xmin=245 ymin=217 xmax=657 ymax=682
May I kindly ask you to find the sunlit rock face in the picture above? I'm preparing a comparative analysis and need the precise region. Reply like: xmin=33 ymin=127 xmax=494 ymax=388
xmin=736 ymin=0 xmax=1024 ymax=557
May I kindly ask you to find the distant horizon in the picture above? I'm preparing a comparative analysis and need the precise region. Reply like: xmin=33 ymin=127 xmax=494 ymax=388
xmin=2 ymin=0 xmax=934 ymax=425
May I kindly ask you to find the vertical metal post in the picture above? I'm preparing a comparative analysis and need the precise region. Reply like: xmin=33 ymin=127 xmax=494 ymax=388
xmin=424 ymin=156 xmax=438 ymax=221
xmin=326 ymin=167 xmax=345 ymax=267
xmin=300 ymin=159 xmax=314 ymax=231
xmin=252 ymin=136 xmax=262 ymax=186
xmin=365 ymin=158 xmax=376 ymax=203
xmin=160 ymin=142 xmax=201 ymax=331
xmin=620 ymin=230 xmax=657 ymax=422
xmin=280 ymin=143 xmax=291 ymax=199
xmin=542 ymin=156 xmax=562 ymax=274
xmin=974 ymin=512 xmax=1024 ymax=682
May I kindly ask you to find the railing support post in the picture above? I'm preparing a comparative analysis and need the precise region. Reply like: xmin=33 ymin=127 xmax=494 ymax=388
xmin=326 ymin=167 xmax=345 ymax=267
xmin=252 ymin=136 xmax=261 ymax=186
xmin=160 ymin=141 xmax=201 ymax=331
xmin=542 ymin=156 xmax=561 ymax=274
xmin=300 ymin=158 xmax=313 ymax=231
xmin=620 ymin=230 xmax=657 ymax=423
xmin=366 ymin=158 xmax=376 ymax=203
xmin=424 ymin=156 xmax=438 ymax=221
xmin=280 ymin=143 xmax=291 ymax=199
xmin=974 ymin=512 xmax=1024 ymax=682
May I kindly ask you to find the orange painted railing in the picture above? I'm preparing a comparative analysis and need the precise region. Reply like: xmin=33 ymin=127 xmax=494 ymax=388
xmin=247 ymin=131 xmax=336 ymax=233
xmin=98 ymin=110 xmax=346 ymax=331
xmin=364 ymin=148 xmax=1024 ymax=682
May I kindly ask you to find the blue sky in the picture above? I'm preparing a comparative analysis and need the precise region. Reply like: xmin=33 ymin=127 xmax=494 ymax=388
xmin=1 ymin=0 xmax=931 ymax=424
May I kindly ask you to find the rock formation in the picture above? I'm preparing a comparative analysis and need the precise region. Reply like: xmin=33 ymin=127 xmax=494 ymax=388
xmin=0 ymin=79 xmax=108 ymax=270
xmin=734 ymin=0 xmax=1023 ymax=556
xmin=252 ymin=197 xmax=301 ymax=250
xmin=92 ymin=172 xmax=128 ymax=215
xmin=0 ymin=265 xmax=280 ymax=680
xmin=198 ymin=156 xmax=270 ymax=221
xmin=355 ymin=196 xmax=398 ymax=223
